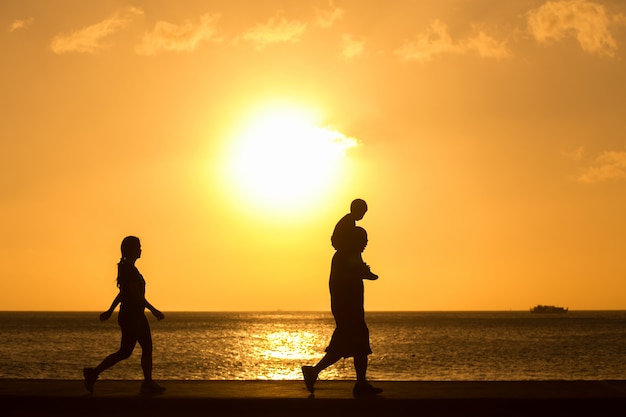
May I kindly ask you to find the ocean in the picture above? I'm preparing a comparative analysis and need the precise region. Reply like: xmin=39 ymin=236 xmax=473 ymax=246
xmin=1 ymin=311 xmax=625 ymax=381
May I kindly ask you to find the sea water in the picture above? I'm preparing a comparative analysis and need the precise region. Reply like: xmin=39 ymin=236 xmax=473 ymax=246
xmin=1 ymin=311 xmax=625 ymax=381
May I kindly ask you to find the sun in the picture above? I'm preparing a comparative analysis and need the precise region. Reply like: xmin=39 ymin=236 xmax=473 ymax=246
xmin=221 ymin=103 xmax=358 ymax=215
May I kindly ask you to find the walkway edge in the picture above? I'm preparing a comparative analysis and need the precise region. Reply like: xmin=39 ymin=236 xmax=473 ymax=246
xmin=2 ymin=380 xmax=626 ymax=416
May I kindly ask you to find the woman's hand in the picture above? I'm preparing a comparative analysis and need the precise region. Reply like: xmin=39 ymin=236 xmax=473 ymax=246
xmin=151 ymin=308 xmax=165 ymax=321
xmin=100 ymin=310 xmax=113 ymax=321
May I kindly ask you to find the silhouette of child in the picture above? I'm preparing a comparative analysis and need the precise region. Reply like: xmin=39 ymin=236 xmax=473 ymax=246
xmin=331 ymin=199 xmax=367 ymax=251
xmin=303 ymin=226 xmax=382 ymax=396
xmin=83 ymin=236 xmax=165 ymax=394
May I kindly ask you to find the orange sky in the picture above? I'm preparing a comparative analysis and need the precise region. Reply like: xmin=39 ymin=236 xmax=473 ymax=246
xmin=2 ymin=1 xmax=626 ymax=311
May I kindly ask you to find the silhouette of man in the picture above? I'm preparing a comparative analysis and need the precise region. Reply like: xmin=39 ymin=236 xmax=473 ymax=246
xmin=331 ymin=199 xmax=368 ymax=251
xmin=302 ymin=226 xmax=382 ymax=396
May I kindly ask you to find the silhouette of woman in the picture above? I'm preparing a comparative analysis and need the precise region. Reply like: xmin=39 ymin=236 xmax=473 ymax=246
xmin=302 ymin=226 xmax=382 ymax=396
xmin=83 ymin=236 xmax=165 ymax=394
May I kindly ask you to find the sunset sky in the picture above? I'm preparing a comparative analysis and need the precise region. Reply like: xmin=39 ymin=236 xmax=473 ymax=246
xmin=2 ymin=0 xmax=626 ymax=311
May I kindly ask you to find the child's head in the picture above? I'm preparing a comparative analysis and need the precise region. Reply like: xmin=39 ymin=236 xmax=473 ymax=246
xmin=350 ymin=199 xmax=368 ymax=220
xmin=346 ymin=226 xmax=368 ymax=252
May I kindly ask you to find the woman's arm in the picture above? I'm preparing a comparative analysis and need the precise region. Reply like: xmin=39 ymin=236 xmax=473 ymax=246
xmin=118 ymin=266 xmax=165 ymax=321
xmin=100 ymin=292 xmax=121 ymax=321
xmin=145 ymin=299 xmax=165 ymax=321
xmin=123 ymin=280 xmax=163 ymax=319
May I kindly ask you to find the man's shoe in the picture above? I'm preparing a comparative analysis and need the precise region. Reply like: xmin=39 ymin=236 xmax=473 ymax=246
xmin=82 ymin=368 xmax=98 ymax=393
xmin=353 ymin=381 xmax=383 ymax=397
xmin=141 ymin=381 xmax=166 ymax=394
xmin=301 ymin=366 xmax=317 ymax=393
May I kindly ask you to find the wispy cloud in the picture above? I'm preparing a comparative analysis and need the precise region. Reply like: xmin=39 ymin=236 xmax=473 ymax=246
xmin=394 ymin=20 xmax=510 ymax=63
xmin=136 ymin=13 xmax=222 ymax=56
xmin=8 ymin=18 xmax=34 ymax=33
xmin=461 ymin=30 xmax=510 ymax=59
xmin=340 ymin=34 xmax=365 ymax=59
xmin=50 ymin=7 xmax=143 ymax=54
xmin=562 ymin=146 xmax=585 ymax=161
xmin=240 ymin=15 xmax=307 ymax=50
xmin=315 ymin=1 xmax=345 ymax=29
xmin=527 ymin=0 xmax=626 ymax=57
xmin=395 ymin=20 xmax=452 ymax=62
xmin=576 ymin=150 xmax=626 ymax=183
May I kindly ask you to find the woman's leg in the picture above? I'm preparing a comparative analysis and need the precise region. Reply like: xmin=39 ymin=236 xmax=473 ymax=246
xmin=136 ymin=316 xmax=165 ymax=393
xmin=83 ymin=318 xmax=138 ymax=393
xmin=94 ymin=324 xmax=137 ymax=375
xmin=136 ymin=316 xmax=153 ymax=382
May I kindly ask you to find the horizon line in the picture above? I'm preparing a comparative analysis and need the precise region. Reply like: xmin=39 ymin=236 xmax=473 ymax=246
xmin=2 ymin=309 xmax=625 ymax=313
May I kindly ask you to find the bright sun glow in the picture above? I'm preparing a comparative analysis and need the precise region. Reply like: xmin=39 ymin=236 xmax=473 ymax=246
xmin=223 ymin=103 xmax=358 ymax=213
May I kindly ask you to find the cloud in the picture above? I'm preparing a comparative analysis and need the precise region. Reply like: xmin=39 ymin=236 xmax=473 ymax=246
xmin=394 ymin=20 xmax=510 ymax=63
xmin=562 ymin=146 xmax=585 ymax=161
xmin=340 ymin=34 xmax=365 ymax=59
xmin=315 ymin=1 xmax=345 ymax=29
xmin=527 ymin=0 xmax=625 ymax=57
xmin=50 ymin=7 xmax=143 ymax=54
xmin=8 ymin=18 xmax=34 ymax=33
xmin=240 ymin=15 xmax=307 ymax=50
xmin=395 ymin=20 xmax=453 ymax=62
xmin=461 ymin=30 xmax=510 ymax=59
xmin=577 ymin=150 xmax=626 ymax=183
xmin=136 ymin=13 xmax=222 ymax=56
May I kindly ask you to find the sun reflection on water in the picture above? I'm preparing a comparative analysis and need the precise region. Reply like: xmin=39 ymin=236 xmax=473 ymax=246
xmin=249 ymin=329 xmax=339 ymax=380
xmin=261 ymin=331 xmax=319 ymax=360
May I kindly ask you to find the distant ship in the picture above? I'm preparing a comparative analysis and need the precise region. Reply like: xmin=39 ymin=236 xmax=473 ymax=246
xmin=530 ymin=305 xmax=568 ymax=314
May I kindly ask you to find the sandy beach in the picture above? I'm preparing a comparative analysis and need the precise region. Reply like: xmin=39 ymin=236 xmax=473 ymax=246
xmin=2 ymin=379 xmax=626 ymax=416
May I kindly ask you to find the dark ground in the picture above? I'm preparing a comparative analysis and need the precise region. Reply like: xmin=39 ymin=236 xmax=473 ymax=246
xmin=2 ymin=379 xmax=626 ymax=416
